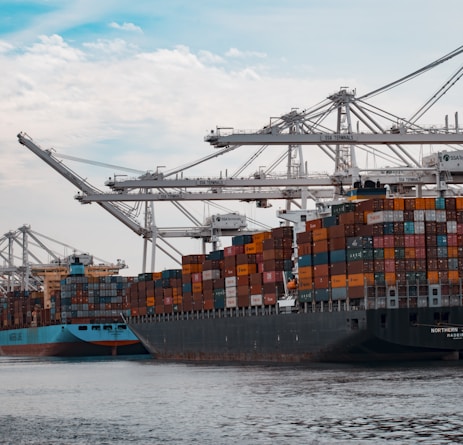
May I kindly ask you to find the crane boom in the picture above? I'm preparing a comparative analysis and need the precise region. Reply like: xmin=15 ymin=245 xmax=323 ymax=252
xmin=17 ymin=132 xmax=149 ymax=238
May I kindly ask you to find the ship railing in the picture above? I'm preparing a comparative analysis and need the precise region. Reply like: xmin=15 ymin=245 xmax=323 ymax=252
xmin=363 ymin=281 xmax=463 ymax=310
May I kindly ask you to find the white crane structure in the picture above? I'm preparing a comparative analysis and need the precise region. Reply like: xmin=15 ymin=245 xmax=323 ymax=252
xmin=17 ymin=45 xmax=463 ymax=271
xmin=0 ymin=224 xmax=125 ymax=296
xmin=17 ymin=133 xmax=266 ymax=271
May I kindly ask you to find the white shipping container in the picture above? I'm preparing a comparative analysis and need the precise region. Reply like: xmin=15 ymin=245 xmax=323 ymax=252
xmin=226 ymin=296 xmax=237 ymax=308
xmin=414 ymin=221 xmax=425 ymax=234
xmin=225 ymin=276 xmax=237 ymax=287
xmin=393 ymin=210 xmax=404 ymax=222
xmin=447 ymin=221 xmax=457 ymax=233
xmin=225 ymin=286 xmax=237 ymax=297
xmin=425 ymin=210 xmax=436 ymax=221
xmin=384 ymin=211 xmax=395 ymax=222
xmin=250 ymin=294 xmax=263 ymax=306
xmin=414 ymin=210 xmax=425 ymax=221
xmin=436 ymin=210 xmax=447 ymax=222
xmin=202 ymin=269 xmax=221 ymax=281
xmin=367 ymin=211 xmax=385 ymax=225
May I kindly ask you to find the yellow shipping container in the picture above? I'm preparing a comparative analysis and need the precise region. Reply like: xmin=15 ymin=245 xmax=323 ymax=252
xmin=146 ymin=296 xmax=155 ymax=307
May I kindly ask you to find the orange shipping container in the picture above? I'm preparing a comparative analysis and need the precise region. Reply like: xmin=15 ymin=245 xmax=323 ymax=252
xmin=414 ymin=197 xmax=426 ymax=210
xmin=448 ymin=270 xmax=459 ymax=282
xmin=313 ymin=240 xmax=329 ymax=254
xmin=364 ymin=273 xmax=375 ymax=286
xmin=404 ymin=247 xmax=416 ymax=259
xmin=182 ymin=264 xmax=201 ymax=274
xmin=393 ymin=198 xmax=405 ymax=210
xmin=298 ymin=276 xmax=313 ymax=290
xmin=253 ymin=231 xmax=272 ymax=244
xmin=425 ymin=198 xmax=435 ymax=210
xmin=192 ymin=282 xmax=203 ymax=293
xmin=348 ymin=273 xmax=365 ymax=287
xmin=331 ymin=274 xmax=347 ymax=288
xmin=384 ymin=247 xmax=395 ymax=259
xmin=245 ymin=243 xmax=258 ymax=254
xmin=427 ymin=271 xmax=439 ymax=284
xmin=237 ymin=264 xmax=257 ymax=276
xmin=298 ymin=266 xmax=313 ymax=280
xmin=385 ymin=272 xmax=396 ymax=285
xmin=312 ymin=227 xmax=328 ymax=242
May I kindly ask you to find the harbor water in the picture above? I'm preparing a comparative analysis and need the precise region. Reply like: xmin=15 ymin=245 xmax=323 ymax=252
xmin=1 ymin=356 xmax=462 ymax=444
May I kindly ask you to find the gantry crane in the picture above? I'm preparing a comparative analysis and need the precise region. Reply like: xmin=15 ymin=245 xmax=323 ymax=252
xmin=17 ymin=46 xmax=463 ymax=269
xmin=17 ymin=133 xmax=264 ymax=271
xmin=72 ymin=48 xmax=463 ymax=211
xmin=0 ymin=225 xmax=126 ymax=304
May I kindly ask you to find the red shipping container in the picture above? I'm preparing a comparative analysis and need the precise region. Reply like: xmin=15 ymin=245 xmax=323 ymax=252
xmin=373 ymin=235 xmax=384 ymax=248
xmin=264 ymin=294 xmax=277 ymax=305
xmin=262 ymin=270 xmax=284 ymax=283
xmin=383 ymin=235 xmax=395 ymax=248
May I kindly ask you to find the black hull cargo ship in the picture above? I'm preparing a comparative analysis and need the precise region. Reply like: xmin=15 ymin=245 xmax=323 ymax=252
xmin=127 ymin=196 xmax=463 ymax=363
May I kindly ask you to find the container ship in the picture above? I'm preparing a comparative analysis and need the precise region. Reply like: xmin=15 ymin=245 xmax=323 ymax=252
xmin=0 ymin=256 xmax=146 ymax=356
xmin=126 ymin=195 xmax=463 ymax=363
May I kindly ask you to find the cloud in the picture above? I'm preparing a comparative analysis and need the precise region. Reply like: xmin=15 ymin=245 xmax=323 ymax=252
xmin=198 ymin=50 xmax=224 ymax=65
xmin=83 ymin=38 xmax=139 ymax=56
xmin=0 ymin=40 xmax=14 ymax=53
xmin=225 ymin=48 xmax=267 ymax=59
xmin=109 ymin=22 xmax=143 ymax=33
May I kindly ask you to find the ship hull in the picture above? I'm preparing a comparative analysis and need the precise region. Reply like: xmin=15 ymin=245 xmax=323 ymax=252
xmin=128 ymin=306 xmax=463 ymax=363
xmin=0 ymin=323 xmax=146 ymax=357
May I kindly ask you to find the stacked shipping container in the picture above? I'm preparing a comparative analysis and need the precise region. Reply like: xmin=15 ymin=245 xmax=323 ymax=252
xmin=296 ymin=196 xmax=463 ymax=305
xmin=0 ymin=274 xmax=133 ymax=329
xmin=128 ymin=227 xmax=294 ymax=314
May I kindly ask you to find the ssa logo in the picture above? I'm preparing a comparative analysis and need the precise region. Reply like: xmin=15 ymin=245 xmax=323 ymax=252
xmin=441 ymin=153 xmax=463 ymax=162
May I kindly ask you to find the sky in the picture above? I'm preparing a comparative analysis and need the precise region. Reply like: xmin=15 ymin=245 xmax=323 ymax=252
xmin=1 ymin=0 xmax=463 ymax=275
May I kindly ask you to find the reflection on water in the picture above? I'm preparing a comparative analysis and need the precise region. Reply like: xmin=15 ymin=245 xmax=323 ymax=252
xmin=0 ymin=357 xmax=462 ymax=444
